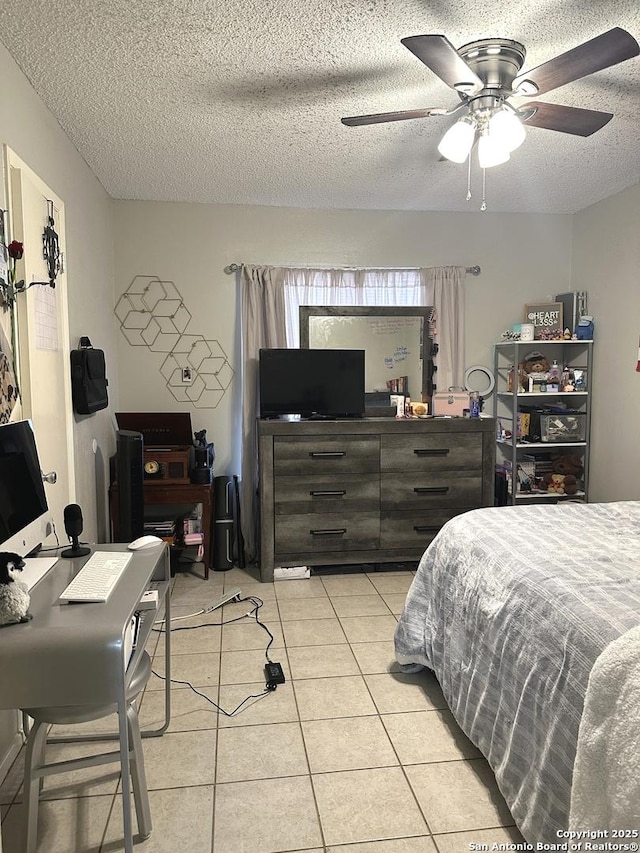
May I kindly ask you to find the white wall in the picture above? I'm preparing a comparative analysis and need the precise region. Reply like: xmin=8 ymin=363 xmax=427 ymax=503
xmin=0 ymin=42 xmax=117 ymax=543
xmin=572 ymin=182 xmax=640 ymax=502
xmin=0 ymin=42 xmax=117 ymax=793
xmin=113 ymin=200 xmax=573 ymax=474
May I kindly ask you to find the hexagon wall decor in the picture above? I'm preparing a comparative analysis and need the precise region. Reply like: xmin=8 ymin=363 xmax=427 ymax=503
xmin=116 ymin=275 xmax=234 ymax=408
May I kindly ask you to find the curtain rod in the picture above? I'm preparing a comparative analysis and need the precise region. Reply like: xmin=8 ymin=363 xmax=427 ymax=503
xmin=224 ymin=263 xmax=481 ymax=276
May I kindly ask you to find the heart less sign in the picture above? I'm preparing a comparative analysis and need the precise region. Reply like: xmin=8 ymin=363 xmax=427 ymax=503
xmin=524 ymin=302 xmax=563 ymax=339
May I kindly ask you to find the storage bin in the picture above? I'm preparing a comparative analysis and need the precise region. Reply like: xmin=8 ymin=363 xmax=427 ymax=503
xmin=540 ymin=413 xmax=586 ymax=443
xmin=433 ymin=391 xmax=468 ymax=417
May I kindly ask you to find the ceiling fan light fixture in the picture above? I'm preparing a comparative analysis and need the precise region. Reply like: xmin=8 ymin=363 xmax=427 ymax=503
xmin=437 ymin=116 xmax=476 ymax=163
xmin=489 ymin=107 xmax=526 ymax=152
xmin=478 ymin=129 xmax=510 ymax=168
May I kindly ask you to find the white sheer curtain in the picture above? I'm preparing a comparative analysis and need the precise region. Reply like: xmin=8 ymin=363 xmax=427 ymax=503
xmin=421 ymin=265 xmax=466 ymax=392
xmin=283 ymin=265 xmax=466 ymax=390
xmin=239 ymin=263 xmax=466 ymax=564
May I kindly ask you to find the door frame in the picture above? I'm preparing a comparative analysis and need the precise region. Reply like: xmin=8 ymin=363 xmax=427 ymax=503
xmin=3 ymin=145 xmax=76 ymax=504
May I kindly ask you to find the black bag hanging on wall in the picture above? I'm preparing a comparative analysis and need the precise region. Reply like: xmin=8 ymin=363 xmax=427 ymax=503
xmin=70 ymin=336 xmax=108 ymax=415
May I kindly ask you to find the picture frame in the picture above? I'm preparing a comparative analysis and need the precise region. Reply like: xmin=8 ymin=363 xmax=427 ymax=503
xmin=524 ymin=302 xmax=563 ymax=339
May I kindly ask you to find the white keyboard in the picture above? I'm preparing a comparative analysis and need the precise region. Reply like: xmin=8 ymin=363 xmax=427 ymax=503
xmin=59 ymin=551 xmax=133 ymax=603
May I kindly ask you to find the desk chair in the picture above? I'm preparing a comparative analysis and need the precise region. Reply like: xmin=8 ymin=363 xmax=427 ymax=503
xmin=21 ymin=650 xmax=153 ymax=853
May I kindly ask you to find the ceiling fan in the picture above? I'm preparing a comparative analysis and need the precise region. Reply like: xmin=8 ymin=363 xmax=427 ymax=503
xmin=341 ymin=28 xmax=639 ymax=171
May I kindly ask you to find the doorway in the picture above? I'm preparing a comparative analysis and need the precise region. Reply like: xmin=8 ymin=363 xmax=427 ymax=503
xmin=4 ymin=146 xmax=75 ymax=538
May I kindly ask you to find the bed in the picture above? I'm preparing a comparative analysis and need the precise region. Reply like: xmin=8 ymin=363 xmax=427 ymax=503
xmin=394 ymin=501 xmax=640 ymax=842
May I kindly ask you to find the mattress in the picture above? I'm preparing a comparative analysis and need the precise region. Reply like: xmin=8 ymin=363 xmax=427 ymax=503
xmin=394 ymin=501 xmax=640 ymax=841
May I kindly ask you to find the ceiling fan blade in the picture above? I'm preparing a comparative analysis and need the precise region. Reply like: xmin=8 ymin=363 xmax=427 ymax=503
xmin=513 ymin=27 xmax=640 ymax=96
xmin=401 ymin=35 xmax=484 ymax=95
xmin=341 ymin=107 xmax=443 ymax=126
xmin=521 ymin=101 xmax=613 ymax=136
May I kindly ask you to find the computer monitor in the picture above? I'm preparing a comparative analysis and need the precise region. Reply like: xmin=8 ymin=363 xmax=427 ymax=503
xmin=0 ymin=419 xmax=54 ymax=557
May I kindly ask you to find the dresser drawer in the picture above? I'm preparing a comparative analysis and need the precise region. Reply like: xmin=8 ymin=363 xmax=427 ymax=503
xmin=274 ymin=436 xmax=379 ymax=475
xmin=275 ymin=512 xmax=380 ymax=554
xmin=380 ymin=433 xmax=482 ymax=473
xmin=381 ymin=473 xmax=482 ymax=509
xmin=380 ymin=508 xmax=467 ymax=549
xmin=275 ymin=473 xmax=379 ymax=514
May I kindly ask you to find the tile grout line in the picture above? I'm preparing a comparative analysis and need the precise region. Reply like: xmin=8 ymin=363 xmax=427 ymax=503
xmin=345 ymin=614 xmax=436 ymax=841
xmin=209 ymin=576 xmax=226 ymax=853
xmin=287 ymin=646 xmax=329 ymax=851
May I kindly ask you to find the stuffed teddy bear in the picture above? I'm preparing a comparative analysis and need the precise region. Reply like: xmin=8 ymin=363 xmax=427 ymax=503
xmin=541 ymin=473 xmax=579 ymax=495
xmin=542 ymin=473 xmax=564 ymax=493
xmin=552 ymin=454 xmax=584 ymax=479
xmin=521 ymin=351 xmax=551 ymax=377
xmin=0 ymin=552 xmax=31 ymax=627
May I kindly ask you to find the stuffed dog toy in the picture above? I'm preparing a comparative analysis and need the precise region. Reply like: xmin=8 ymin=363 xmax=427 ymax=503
xmin=0 ymin=552 xmax=31 ymax=626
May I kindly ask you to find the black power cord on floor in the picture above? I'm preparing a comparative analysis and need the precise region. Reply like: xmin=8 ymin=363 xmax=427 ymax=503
xmin=151 ymin=594 xmax=283 ymax=717
xmin=150 ymin=670 xmax=272 ymax=718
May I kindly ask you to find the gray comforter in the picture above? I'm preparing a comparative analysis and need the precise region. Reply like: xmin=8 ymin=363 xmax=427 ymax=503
xmin=394 ymin=501 xmax=640 ymax=842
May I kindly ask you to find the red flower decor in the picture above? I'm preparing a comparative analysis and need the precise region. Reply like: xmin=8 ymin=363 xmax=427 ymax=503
xmin=7 ymin=240 xmax=24 ymax=261
xmin=1 ymin=240 xmax=26 ymax=308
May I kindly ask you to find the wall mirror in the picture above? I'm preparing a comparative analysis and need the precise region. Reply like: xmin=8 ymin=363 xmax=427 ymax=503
xmin=300 ymin=306 xmax=433 ymax=403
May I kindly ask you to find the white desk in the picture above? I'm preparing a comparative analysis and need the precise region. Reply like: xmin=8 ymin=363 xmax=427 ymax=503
xmin=0 ymin=543 xmax=171 ymax=853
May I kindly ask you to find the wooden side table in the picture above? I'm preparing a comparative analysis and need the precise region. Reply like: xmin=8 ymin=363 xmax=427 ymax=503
xmin=109 ymin=481 xmax=214 ymax=579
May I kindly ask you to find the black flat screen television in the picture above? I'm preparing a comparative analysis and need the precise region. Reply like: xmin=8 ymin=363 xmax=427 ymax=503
xmin=259 ymin=348 xmax=365 ymax=419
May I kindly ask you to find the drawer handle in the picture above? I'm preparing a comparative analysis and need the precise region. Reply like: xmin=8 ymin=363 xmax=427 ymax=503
xmin=413 ymin=486 xmax=450 ymax=495
xmin=310 ymin=528 xmax=347 ymax=536
xmin=310 ymin=490 xmax=347 ymax=497
xmin=413 ymin=525 xmax=441 ymax=533
xmin=413 ymin=448 xmax=450 ymax=456
xmin=309 ymin=451 xmax=346 ymax=458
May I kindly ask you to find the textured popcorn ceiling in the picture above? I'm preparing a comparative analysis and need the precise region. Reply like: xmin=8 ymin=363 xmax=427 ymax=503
xmin=1 ymin=0 xmax=639 ymax=213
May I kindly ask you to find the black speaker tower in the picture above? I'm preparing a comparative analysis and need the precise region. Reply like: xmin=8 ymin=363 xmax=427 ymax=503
xmin=116 ymin=430 xmax=145 ymax=542
xmin=213 ymin=475 xmax=234 ymax=571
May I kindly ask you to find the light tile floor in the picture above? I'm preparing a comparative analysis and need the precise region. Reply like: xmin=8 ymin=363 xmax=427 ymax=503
xmin=0 ymin=565 xmax=525 ymax=852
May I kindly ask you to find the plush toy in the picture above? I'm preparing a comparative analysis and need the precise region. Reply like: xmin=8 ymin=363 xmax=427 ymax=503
xmin=552 ymin=454 xmax=584 ymax=479
xmin=0 ymin=552 xmax=31 ymax=627
xmin=543 ymin=473 xmax=564 ymax=493
xmin=521 ymin=351 xmax=550 ymax=377
xmin=541 ymin=473 xmax=579 ymax=495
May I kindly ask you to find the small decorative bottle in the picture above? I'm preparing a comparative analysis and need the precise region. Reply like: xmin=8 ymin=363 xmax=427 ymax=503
xmin=469 ymin=391 xmax=480 ymax=418
xmin=547 ymin=359 xmax=561 ymax=386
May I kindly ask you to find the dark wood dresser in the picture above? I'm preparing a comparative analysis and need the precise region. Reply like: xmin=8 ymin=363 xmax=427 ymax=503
xmin=258 ymin=417 xmax=495 ymax=582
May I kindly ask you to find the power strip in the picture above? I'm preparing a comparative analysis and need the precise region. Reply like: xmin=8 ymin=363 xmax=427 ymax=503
xmin=204 ymin=587 xmax=242 ymax=614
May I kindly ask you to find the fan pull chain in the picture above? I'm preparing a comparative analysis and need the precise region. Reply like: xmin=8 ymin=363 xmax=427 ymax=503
xmin=466 ymin=155 xmax=472 ymax=201
xmin=480 ymin=168 xmax=487 ymax=211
